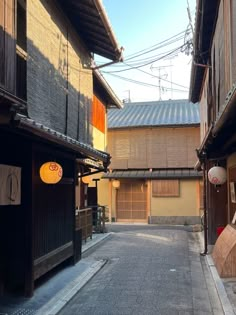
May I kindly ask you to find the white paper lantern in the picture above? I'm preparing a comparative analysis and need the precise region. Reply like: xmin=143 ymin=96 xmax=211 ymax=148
xmin=208 ymin=166 xmax=227 ymax=185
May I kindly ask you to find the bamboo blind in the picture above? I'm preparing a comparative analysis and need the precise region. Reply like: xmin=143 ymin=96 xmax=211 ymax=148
xmin=109 ymin=127 xmax=200 ymax=169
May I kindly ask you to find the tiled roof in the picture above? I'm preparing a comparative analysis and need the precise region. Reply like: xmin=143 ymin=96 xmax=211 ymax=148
xmin=14 ymin=114 xmax=109 ymax=164
xmin=103 ymin=168 xmax=202 ymax=179
xmin=108 ymin=99 xmax=199 ymax=129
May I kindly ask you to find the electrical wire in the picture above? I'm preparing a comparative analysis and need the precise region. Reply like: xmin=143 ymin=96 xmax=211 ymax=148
xmin=95 ymin=32 xmax=188 ymax=68
xmin=122 ymin=62 xmax=189 ymax=89
xmin=103 ymin=71 xmax=188 ymax=93
xmin=122 ymin=30 xmax=187 ymax=59
xmin=102 ymin=44 xmax=187 ymax=73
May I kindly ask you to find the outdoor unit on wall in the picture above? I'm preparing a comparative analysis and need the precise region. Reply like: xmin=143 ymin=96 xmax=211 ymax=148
xmin=0 ymin=164 xmax=21 ymax=205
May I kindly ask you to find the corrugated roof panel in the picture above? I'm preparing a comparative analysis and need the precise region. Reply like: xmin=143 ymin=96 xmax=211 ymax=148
xmin=108 ymin=99 xmax=200 ymax=129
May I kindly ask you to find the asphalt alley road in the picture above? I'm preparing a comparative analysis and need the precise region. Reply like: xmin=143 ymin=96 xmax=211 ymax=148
xmin=58 ymin=225 xmax=224 ymax=315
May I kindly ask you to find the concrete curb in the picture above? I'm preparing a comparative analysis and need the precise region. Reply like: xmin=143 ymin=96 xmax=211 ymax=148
xmin=206 ymin=255 xmax=235 ymax=315
xmin=82 ymin=232 xmax=113 ymax=254
xmin=198 ymin=231 xmax=235 ymax=315
xmin=35 ymin=233 xmax=113 ymax=315
xmin=36 ymin=259 xmax=106 ymax=315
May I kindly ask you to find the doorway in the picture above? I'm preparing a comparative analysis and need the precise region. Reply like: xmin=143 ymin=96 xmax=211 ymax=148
xmin=116 ymin=180 xmax=147 ymax=222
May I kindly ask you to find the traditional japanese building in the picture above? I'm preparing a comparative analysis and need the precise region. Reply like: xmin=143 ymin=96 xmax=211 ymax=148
xmin=100 ymin=99 xmax=202 ymax=225
xmin=0 ymin=0 xmax=122 ymax=296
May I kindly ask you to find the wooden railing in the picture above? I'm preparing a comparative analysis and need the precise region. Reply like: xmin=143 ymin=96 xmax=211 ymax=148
xmin=75 ymin=205 xmax=108 ymax=243
xmin=75 ymin=208 xmax=93 ymax=242
xmin=91 ymin=205 xmax=107 ymax=233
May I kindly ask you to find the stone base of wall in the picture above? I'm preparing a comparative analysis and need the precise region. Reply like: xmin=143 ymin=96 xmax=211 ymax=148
xmin=149 ymin=216 xmax=201 ymax=226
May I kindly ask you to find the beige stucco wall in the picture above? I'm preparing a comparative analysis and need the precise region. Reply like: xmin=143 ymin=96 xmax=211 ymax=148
xmin=99 ymin=178 xmax=201 ymax=223
xmin=151 ymin=180 xmax=200 ymax=217
xmin=92 ymin=127 xmax=106 ymax=151
xmin=91 ymin=108 xmax=107 ymax=151
xmin=97 ymin=179 xmax=116 ymax=221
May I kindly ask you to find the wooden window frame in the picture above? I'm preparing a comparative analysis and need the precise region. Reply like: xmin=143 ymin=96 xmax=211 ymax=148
xmin=152 ymin=179 xmax=180 ymax=197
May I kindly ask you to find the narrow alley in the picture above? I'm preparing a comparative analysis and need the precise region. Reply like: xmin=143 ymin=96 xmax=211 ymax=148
xmin=57 ymin=225 xmax=224 ymax=315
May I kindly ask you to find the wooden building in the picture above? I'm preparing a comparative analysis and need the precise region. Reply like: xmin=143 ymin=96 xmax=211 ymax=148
xmin=189 ymin=0 xmax=236 ymax=252
xmin=0 ymin=0 xmax=122 ymax=296
xmin=100 ymin=100 xmax=202 ymax=225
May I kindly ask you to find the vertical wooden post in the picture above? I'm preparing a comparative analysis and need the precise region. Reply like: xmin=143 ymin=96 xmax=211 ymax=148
xmin=108 ymin=180 xmax=112 ymax=222
xmin=24 ymin=148 xmax=34 ymax=297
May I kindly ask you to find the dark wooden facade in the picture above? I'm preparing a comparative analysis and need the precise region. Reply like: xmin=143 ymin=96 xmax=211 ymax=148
xmin=0 ymin=129 xmax=77 ymax=295
xmin=0 ymin=0 xmax=120 ymax=296
xmin=190 ymin=0 xmax=236 ymax=245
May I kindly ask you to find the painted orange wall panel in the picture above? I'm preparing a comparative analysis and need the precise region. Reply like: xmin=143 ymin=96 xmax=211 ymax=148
xmin=92 ymin=95 xmax=105 ymax=133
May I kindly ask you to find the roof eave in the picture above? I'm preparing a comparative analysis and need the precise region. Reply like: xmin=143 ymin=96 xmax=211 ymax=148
xmin=13 ymin=114 xmax=110 ymax=166
xmin=108 ymin=123 xmax=200 ymax=130
xmin=93 ymin=70 xmax=123 ymax=109
xmin=189 ymin=0 xmax=220 ymax=102
xmin=57 ymin=0 xmax=123 ymax=61
xmin=93 ymin=0 xmax=122 ymax=61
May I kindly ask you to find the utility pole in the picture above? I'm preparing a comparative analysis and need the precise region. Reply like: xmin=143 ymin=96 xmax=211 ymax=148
xmin=123 ymin=90 xmax=131 ymax=103
xmin=150 ymin=64 xmax=170 ymax=100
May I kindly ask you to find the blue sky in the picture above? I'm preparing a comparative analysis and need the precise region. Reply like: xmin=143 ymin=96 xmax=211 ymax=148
xmin=95 ymin=0 xmax=196 ymax=102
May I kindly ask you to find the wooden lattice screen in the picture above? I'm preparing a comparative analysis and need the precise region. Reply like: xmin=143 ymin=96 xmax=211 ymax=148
xmin=152 ymin=179 xmax=180 ymax=197
xmin=116 ymin=181 xmax=147 ymax=221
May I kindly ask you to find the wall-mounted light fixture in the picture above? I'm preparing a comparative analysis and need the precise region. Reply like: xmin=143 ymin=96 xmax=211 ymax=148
xmin=82 ymin=175 xmax=92 ymax=184
xmin=112 ymin=179 xmax=120 ymax=189
xmin=40 ymin=162 xmax=63 ymax=184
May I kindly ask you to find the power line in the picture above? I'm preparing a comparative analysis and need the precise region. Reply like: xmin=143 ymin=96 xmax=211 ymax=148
xmin=95 ymin=32 xmax=188 ymax=68
xmin=102 ymin=44 xmax=187 ymax=73
xmin=103 ymin=71 xmax=188 ymax=93
xmin=124 ymin=30 xmax=187 ymax=59
xmin=125 ymin=34 xmax=186 ymax=62
xmin=123 ymin=62 xmax=189 ymax=89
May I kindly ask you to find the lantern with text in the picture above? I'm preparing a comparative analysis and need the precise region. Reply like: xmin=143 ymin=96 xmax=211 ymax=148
xmin=40 ymin=162 xmax=63 ymax=184
xmin=208 ymin=166 xmax=227 ymax=185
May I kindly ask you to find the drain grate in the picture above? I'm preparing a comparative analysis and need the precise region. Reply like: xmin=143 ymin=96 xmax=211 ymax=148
xmin=11 ymin=309 xmax=36 ymax=315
